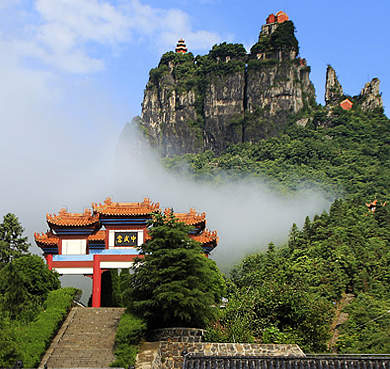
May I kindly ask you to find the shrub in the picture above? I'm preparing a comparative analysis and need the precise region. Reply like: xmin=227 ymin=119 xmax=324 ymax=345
xmin=0 ymin=315 xmax=21 ymax=368
xmin=111 ymin=312 xmax=147 ymax=367
xmin=18 ymin=287 xmax=80 ymax=368
xmin=0 ymin=255 xmax=61 ymax=321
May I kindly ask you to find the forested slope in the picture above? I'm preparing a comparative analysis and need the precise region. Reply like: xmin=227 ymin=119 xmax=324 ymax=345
xmin=162 ymin=106 xmax=390 ymax=353
xmin=163 ymin=107 xmax=390 ymax=198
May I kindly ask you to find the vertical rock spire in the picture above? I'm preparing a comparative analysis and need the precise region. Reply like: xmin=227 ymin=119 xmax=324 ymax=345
xmin=325 ymin=65 xmax=344 ymax=106
xmin=360 ymin=78 xmax=383 ymax=111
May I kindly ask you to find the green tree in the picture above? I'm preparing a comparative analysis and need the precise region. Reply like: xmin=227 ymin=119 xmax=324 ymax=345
xmin=131 ymin=212 xmax=226 ymax=328
xmin=270 ymin=21 xmax=299 ymax=54
xmin=0 ymin=313 xmax=20 ymax=367
xmin=0 ymin=255 xmax=60 ymax=320
xmin=0 ymin=213 xmax=30 ymax=267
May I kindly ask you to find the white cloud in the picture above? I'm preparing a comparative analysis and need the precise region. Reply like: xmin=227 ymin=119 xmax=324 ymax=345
xmin=184 ymin=30 xmax=223 ymax=51
xmin=27 ymin=0 xmax=131 ymax=73
xmin=2 ymin=0 xmax=223 ymax=74
xmin=125 ymin=1 xmax=222 ymax=53
xmin=35 ymin=0 xmax=130 ymax=45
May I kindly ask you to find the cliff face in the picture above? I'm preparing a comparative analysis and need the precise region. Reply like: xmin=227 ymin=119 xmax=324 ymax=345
xmin=134 ymin=17 xmax=383 ymax=157
xmin=360 ymin=78 xmax=383 ymax=111
xmin=141 ymin=73 xmax=202 ymax=157
xmin=140 ymin=56 xmax=316 ymax=157
xmin=203 ymin=70 xmax=246 ymax=152
xmin=325 ymin=65 xmax=343 ymax=105
xmin=244 ymin=60 xmax=315 ymax=143
xmin=138 ymin=20 xmax=317 ymax=157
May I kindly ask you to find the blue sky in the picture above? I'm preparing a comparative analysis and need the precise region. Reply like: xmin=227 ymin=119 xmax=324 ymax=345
xmin=0 ymin=0 xmax=389 ymax=275
xmin=1 ymin=1 xmax=388 ymax=126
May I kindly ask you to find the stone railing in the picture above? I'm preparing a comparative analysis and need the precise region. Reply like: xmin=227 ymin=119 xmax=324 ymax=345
xmin=149 ymin=328 xmax=205 ymax=343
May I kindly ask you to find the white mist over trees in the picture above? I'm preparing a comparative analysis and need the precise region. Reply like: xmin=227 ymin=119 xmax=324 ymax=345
xmin=115 ymin=121 xmax=332 ymax=269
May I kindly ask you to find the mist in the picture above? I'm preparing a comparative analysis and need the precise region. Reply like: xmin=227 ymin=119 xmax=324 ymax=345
xmin=0 ymin=85 xmax=332 ymax=302
xmin=114 ymin=122 xmax=333 ymax=270
xmin=0 ymin=65 xmax=332 ymax=303
xmin=0 ymin=110 xmax=334 ymax=259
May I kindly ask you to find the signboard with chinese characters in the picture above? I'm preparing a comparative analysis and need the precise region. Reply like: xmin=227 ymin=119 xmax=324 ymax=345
xmin=114 ymin=231 xmax=138 ymax=246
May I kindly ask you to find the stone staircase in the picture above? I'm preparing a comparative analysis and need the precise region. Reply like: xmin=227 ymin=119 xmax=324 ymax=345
xmin=135 ymin=342 xmax=161 ymax=369
xmin=40 ymin=307 xmax=126 ymax=368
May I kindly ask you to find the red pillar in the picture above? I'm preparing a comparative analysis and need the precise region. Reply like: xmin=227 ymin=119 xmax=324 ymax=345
xmin=46 ymin=254 xmax=53 ymax=270
xmin=92 ymin=255 xmax=102 ymax=308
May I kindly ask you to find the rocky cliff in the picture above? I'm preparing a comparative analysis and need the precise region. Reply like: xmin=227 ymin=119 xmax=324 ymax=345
xmin=324 ymin=65 xmax=383 ymax=112
xmin=127 ymin=16 xmax=383 ymax=157
xmin=325 ymin=65 xmax=344 ymax=106
xmin=136 ymin=19 xmax=316 ymax=157
xmin=360 ymin=78 xmax=383 ymax=111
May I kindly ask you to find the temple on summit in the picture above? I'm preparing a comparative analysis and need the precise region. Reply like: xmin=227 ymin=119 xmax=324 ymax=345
xmin=175 ymin=39 xmax=187 ymax=53
xmin=35 ymin=197 xmax=218 ymax=307
xmin=262 ymin=10 xmax=289 ymax=35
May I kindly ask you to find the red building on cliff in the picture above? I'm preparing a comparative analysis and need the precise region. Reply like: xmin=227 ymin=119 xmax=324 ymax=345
xmin=262 ymin=11 xmax=290 ymax=36
xmin=266 ymin=11 xmax=289 ymax=24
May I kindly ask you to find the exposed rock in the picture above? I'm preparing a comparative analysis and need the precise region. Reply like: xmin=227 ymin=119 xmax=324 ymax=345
xmin=296 ymin=118 xmax=310 ymax=127
xmin=129 ymin=15 xmax=318 ymax=157
xmin=325 ymin=65 xmax=343 ymax=106
xmin=244 ymin=61 xmax=315 ymax=142
xmin=141 ymin=74 xmax=203 ymax=157
xmin=247 ymin=63 xmax=312 ymax=115
xmin=138 ymin=58 xmax=316 ymax=156
xmin=360 ymin=78 xmax=383 ymax=111
xmin=203 ymin=71 xmax=246 ymax=152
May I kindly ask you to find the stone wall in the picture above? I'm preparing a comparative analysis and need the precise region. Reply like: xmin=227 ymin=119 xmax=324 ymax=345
xmin=146 ymin=328 xmax=304 ymax=369
xmin=149 ymin=328 xmax=206 ymax=343
xmin=159 ymin=342 xmax=304 ymax=369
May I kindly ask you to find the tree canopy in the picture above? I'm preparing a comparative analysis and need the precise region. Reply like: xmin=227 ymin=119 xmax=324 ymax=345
xmin=0 ymin=254 xmax=60 ymax=320
xmin=131 ymin=211 xmax=226 ymax=329
xmin=251 ymin=21 xmax=299 ymax=57
xmin=160 ymin=105 xmax=390 ymax=352
xmin=0 ymin=213 xmax=30 ymax=267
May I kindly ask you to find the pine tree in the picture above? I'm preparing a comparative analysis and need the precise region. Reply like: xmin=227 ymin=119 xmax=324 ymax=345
xmin=131 ymin=211 xmax=225 ymax=328
xmin=0 ymin=213 xmax=30 ymax=267
xmin=0 ymin=255 xmax=60 ymax=320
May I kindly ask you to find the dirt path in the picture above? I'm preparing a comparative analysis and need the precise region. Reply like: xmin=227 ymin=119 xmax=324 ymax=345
xmin=328 ymin=293 xmax=355 ymax=352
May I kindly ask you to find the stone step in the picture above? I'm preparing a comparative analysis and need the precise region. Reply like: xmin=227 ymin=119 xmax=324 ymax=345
xmin=135 ymin=342 xmax=161 ymax=369
xmin=40 ymin=307 xmax=126 ymax=368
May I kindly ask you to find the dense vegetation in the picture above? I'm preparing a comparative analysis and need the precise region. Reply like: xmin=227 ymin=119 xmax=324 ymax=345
xmin=163 ymin=107 xmax=389 ymax=199
xmin=250 ymin=20 xmax=299 ymax=57
xmin=110 ymin=311 xmax=147 ymax=368
xmin=0 ymin=255 xmax=61 ymax=320
xmin=206 ymin=199 xmax=390 ymax=352
xmin=0 ymin=213 xmax=80 ymax=367
xmin=162 ymin=105 xmax=390 ymax=353
xmin=130 ymin=211 xmax=226 ymax=329
xmin=18 ymin=287 xmax=80 ymax=368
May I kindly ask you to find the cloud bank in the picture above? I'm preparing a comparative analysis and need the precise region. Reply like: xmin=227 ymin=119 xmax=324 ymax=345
xmin=114 ymin=123 xmax=333 ymax=270
xmin=1 ymin=0 xmax=222 ymax=74
xmin=0 ymin=0 xmax=333 ymax=301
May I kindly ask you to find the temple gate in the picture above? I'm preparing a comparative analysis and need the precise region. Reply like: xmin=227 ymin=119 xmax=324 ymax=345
xmin=35 ymin=197 xmax=218 ymax=307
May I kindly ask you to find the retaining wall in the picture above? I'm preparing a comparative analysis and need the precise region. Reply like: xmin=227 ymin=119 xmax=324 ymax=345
xmin=147 ymin=328 xmax=304 ymax=369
